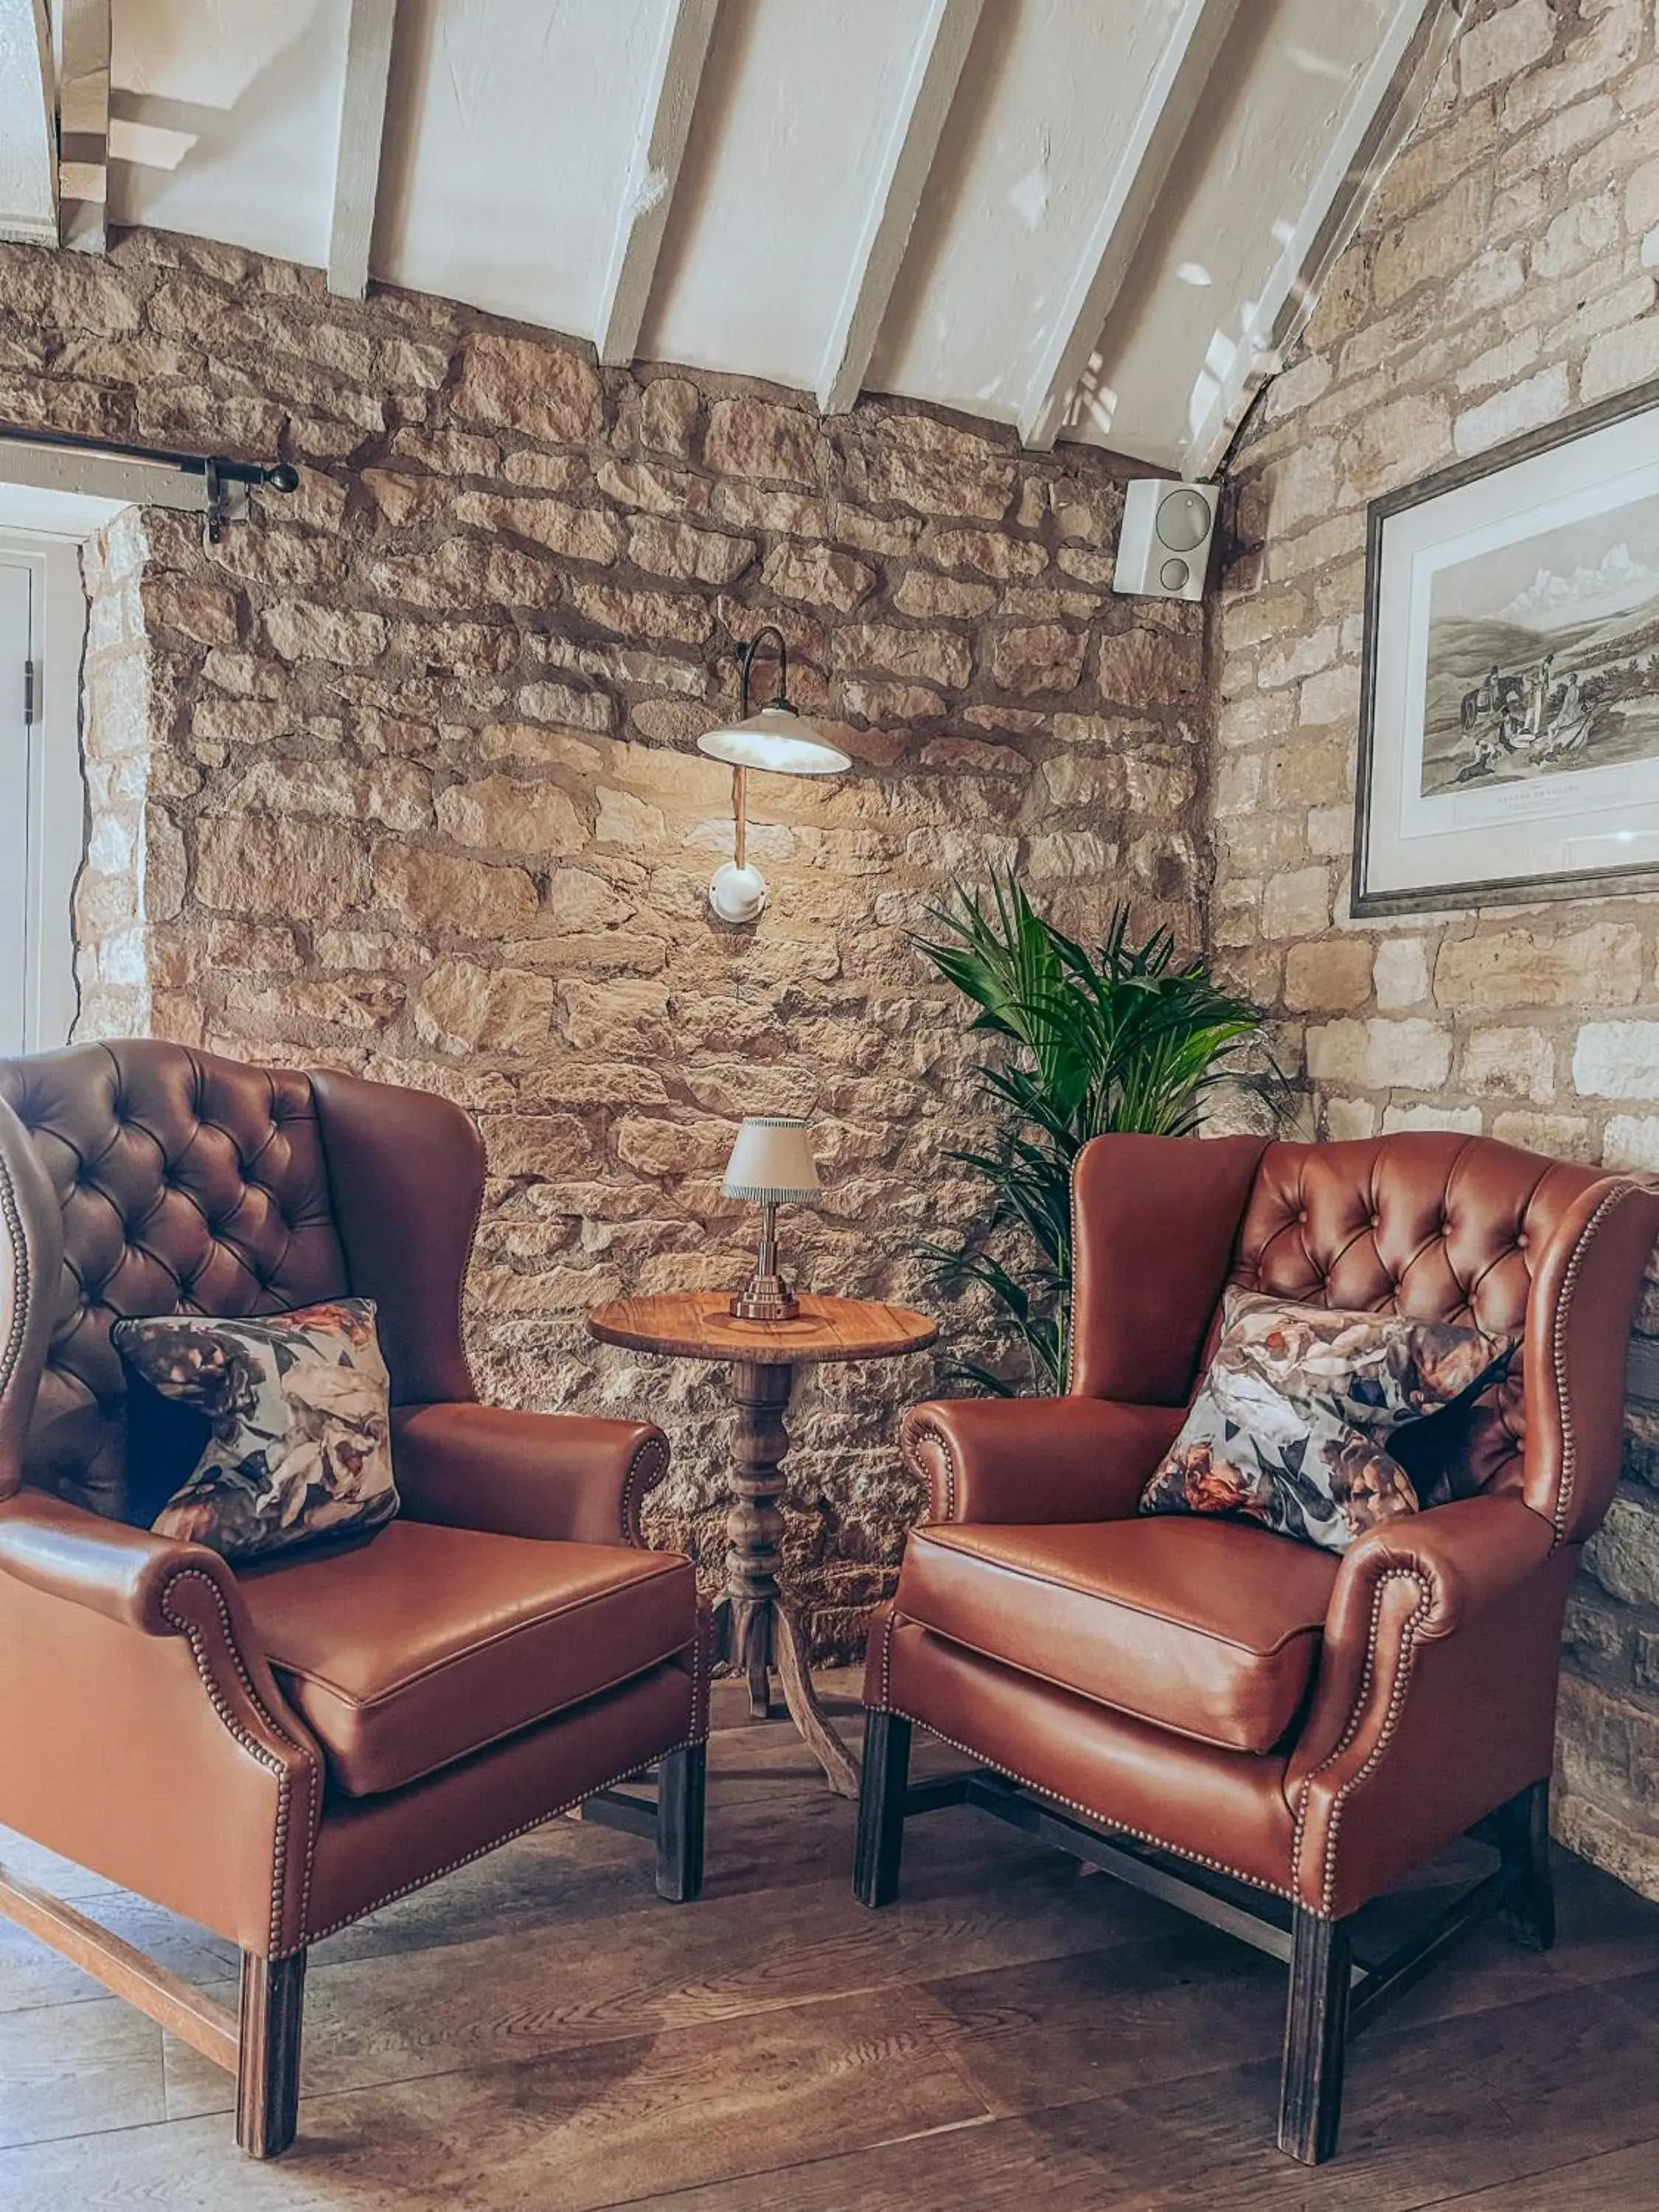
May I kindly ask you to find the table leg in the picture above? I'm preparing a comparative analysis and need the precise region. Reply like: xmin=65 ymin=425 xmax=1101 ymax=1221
xmin=773 ymin=1599 xmax=860 ymax=1798
xmin=722 ymin=1358 xmax=860 ymax=1794
xmin=723 ymin=1360 xmax=787 ymax=1722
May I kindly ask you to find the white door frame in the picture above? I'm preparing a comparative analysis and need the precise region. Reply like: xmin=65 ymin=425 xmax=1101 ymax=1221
xmin=0 ymin=557 xmax=32 ymax=1057
xmin=0 ymin=530 xmax=86 ymax=1054
xmin=0 ymin=484 xmax=128 ymax=1054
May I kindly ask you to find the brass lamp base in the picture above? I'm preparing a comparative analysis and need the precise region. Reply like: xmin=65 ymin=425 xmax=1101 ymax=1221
xmin=730 ymin=1274 xmax=799 ymax=1322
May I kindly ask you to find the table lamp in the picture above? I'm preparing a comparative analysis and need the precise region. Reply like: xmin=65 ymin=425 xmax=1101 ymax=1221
xmin=723 ymin=1115 xmax=820 ymax=1321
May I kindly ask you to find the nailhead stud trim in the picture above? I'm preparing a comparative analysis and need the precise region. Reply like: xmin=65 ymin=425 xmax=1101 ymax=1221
xmin=1551 ymin=1179 xmax=1638 ymax=1543
xmin=158 ymin=1568 xmax=322 ymax=1958
xmin=874 ymin=1609 xmax=1301 ymax=1905
xmin=0 ymin=1147 xmax=29 ymax=1412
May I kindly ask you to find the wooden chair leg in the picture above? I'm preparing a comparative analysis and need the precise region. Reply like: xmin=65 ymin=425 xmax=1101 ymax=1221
xmin=656 ymin=1742 xmax=706 ymax=1903
xmin=853 ymin=1710 xmax=911 ymax=1908
xmin=1279 ymin=1907 xmax=1350 ymax=2166
xmin=235 ymin=1950 xmax=306 ymax=2160
xmin=1495 ymin=1778 xmax=1555 ymax=1952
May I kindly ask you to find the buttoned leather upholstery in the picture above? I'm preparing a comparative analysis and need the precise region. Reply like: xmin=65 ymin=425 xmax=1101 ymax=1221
xmin=878 ymin=1130 xmax=1659 ymax=1921
xmin=1225 ymin=1135 xmax=1601 ymax=1523
xmin=0 ymin=1042 xmax=351 ymax=1518
xmin=0 ymin=1040 xmax=704 ymax=1968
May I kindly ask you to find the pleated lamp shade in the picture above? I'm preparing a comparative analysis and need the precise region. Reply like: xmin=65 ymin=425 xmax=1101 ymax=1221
xmin=723 ymin=1116 xmax=820 ymax=1203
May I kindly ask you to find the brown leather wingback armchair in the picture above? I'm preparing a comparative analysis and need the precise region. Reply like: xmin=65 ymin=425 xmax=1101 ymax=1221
xmin=855 ymin=1130 xmax=1659 ymax=2163
xmin=0 ymin=1040 xmax=708 ymax=2159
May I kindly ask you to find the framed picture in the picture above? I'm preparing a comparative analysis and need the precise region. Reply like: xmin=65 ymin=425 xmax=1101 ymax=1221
xmin=1352 ymin=375 xmax=1659 ymax=916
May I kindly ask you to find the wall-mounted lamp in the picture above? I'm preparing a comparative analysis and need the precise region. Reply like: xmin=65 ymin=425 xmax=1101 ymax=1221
xmin=697 ymin=625 xmax=850 ymax=925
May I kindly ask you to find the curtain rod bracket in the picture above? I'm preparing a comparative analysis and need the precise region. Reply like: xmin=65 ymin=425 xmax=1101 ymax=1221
xmin=0 ymin=424 xmax=299 ymax=526
xmin=202 ymin=457 xmax=225 ymax=548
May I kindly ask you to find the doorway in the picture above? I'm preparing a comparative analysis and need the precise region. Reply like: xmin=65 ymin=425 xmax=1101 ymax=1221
xmin=0 ymin=552 xmax=38 ymax=1057
xmin=0 ymin=487 xmax=129 ymax=1058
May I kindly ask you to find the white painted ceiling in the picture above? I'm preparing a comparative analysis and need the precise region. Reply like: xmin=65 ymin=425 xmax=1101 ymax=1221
xmin=43 ymin=0 xmax=1441 ymax=474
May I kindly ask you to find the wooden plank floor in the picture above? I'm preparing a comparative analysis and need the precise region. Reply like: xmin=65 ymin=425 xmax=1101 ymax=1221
xmin=4 ymin=1671 xmax=1659 ymax=2208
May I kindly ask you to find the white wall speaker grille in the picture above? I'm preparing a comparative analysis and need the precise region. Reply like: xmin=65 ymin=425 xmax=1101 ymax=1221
xmin=1113 ymin=478 xmax=1219 ymax=602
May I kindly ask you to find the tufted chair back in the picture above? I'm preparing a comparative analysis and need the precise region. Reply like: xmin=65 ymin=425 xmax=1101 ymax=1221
xmin=0 ymin=1040 xmax=486 ymax=1520
xmin=1071 ymin=1130 xmax=1658 ymax=1548
xmin=1229 ymin=1133 xmax=1613 ymax=1517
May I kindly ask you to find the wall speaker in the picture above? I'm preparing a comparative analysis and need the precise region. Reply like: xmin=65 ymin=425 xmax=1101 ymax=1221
xmin=1113 ymin=478 xmax=1219 ymax=602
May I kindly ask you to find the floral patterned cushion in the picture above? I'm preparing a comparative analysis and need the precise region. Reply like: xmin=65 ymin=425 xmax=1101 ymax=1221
xmin=1137 ymin=1290 xmax=1515 ymax=1556
xmin=113 ymin=1299 xmax=397 ymax=1563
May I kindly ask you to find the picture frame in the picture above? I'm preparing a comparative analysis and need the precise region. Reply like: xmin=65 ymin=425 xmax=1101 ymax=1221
xmin=1352 ymin=373 xmax=1659 ymax=917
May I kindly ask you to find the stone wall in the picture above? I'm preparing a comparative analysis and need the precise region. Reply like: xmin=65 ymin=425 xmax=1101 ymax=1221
xmin=1216 ymin=0 xmax=1659 ymax=1890
xmin=0 ymin=227 xmax=1206 ymax=1652
xmin=74 ymin=506 xmax=156 ymax=1039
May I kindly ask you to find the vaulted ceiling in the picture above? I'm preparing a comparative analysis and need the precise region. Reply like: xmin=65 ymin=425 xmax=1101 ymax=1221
xmin=4 ymin=0 xmax=1452 ymax=476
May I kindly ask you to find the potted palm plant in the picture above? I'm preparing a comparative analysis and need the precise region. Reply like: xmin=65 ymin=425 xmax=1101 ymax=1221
xmin=914 ymin=869 xmax=1277 ymax=1394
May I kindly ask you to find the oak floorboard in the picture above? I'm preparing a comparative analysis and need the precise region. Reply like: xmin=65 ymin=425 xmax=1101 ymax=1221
xmin=0 ymin=1996 xmax=170 ymax=2151
xmin=661 ymin=1977 xmax=1659 ymax=2212
xmin=620 ymin=2112 xmax=1180 ymax=2212
xmin=304 ymin=1764 xmax=1054 ymax=1983
xmin=1537 ymin=1852 xmax=1659 ymax=1988
xmin=161 ymin=1851 xmax=1147 ymax=2119
xmin=4 ymin=1680 xmax=1659 ymax=2208
xmin=918 ymin=1898 xmax=1587 ymax=2134
xmin=1011 ymin=1976 xmax=1659 ymax=2212
xmin=3 ymin=1983 xmax=991 ymax=2212
xmin=1417 ymin=2135 xmax=1659 ymax=2208
xmin=917 ymin=1921 xmax=1289 ymax=2120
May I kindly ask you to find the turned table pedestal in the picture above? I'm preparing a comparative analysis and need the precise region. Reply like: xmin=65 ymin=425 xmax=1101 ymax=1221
xmin=586 ymin=1293 xmax=937 ymax=1796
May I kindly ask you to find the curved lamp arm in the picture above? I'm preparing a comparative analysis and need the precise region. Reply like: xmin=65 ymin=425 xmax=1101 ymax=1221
xmin=701 ymin=626 xmax=848 ymax=928
xmin=717 ymin=627 xmax=788 ymax=919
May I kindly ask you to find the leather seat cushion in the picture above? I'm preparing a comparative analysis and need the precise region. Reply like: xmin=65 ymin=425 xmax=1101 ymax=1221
xmin=894 ymin=1517 xmax=1338 ymax=1755
xmin=237 ymin=1520 xmax=697 ymax=1797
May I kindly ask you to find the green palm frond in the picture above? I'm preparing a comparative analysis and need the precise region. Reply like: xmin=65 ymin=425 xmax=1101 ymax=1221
xmin=913 ymin=866 xmax=1277 ymax=1395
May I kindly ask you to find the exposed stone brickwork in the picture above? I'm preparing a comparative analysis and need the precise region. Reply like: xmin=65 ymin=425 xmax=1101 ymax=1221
xmin=74 ymin=507 xmax=155 ymax=1038
xmin=1217 ymin=0 xmax=1659 ymax=1889
xmin=0 ymin=228 xmax=1206 ymax=1654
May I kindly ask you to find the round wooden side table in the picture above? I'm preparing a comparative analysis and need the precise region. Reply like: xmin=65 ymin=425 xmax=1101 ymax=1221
xmin=586 ymin=1292 xmax=938 ymax=1796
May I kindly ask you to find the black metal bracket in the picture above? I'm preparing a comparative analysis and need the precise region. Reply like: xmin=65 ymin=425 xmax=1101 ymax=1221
xmin=732 ymin=623 xmax=793 ymax=718
xmin=0 ymin=422 xmax=297 ymax=552
xmin=203 ymin=456 xmax=226 ymax=549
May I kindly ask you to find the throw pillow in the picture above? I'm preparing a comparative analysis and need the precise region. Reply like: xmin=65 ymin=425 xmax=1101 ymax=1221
xmin=1138 ymin=1290 xmax=1515 ymax=1555
xmin=113 ymin=1298 xmax=397 ymax=1563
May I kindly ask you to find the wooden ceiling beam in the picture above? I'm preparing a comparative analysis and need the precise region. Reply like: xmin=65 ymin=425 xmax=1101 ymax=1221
xmin=597 ymin=0 xmax=721 ymax=368
xmin=816 ymin=0 xmax=984 ymax=418
xmin=1016 ymin=0 xmax=1241 ymax=453
xmin=327 ymin=0 xmax=397 ymax=299
xmin=1180 ymin=0 xmax=1448 ymax=479
xmin=0 ymin=0 xmax=57 ymax=248
xmin=52 ymin=0 xmax=108 ymax=252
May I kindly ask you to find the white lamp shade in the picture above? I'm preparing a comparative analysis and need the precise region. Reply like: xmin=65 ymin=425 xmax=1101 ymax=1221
xmin=698 ymin=706 xmax=851 ymax=776
xmin=723 ymin=1116 xmax=821 ymax=1203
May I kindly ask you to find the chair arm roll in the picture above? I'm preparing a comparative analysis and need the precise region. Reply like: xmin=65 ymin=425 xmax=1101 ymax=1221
xmin=392 ymin=1402 xmax=672 ymax=1548
xmin=1328 ymin=1492 xmax=1556 ymax=1646
xmin=1287 ymin=1492 xmax=1559 ymax=1805
xmin=900 ymin=1395 xmax=1185 ymax=1524
xmin=0 ymin=1489 xmax=247 ymax=1634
